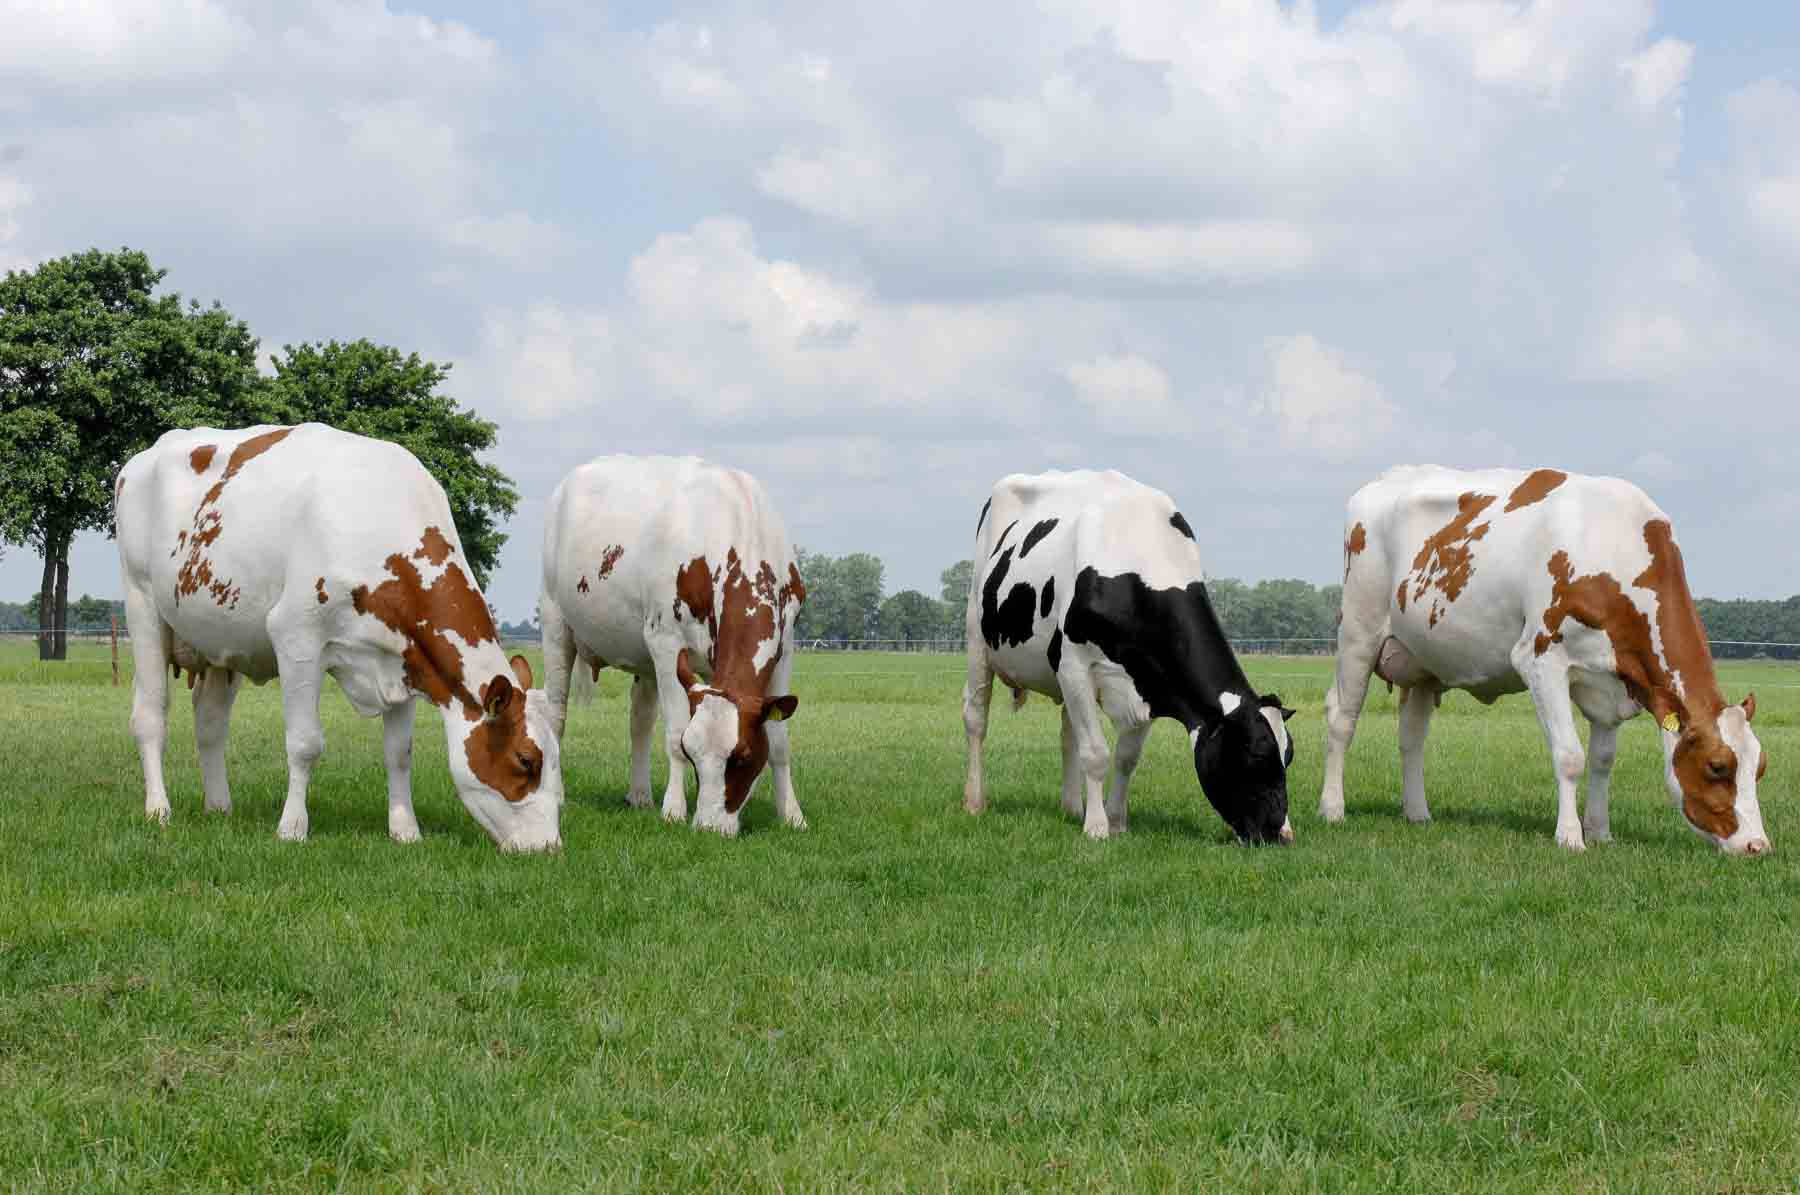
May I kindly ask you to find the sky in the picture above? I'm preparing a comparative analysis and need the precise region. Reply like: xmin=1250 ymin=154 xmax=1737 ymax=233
xmin=4 ymin=0 xmax=1800 ymax=621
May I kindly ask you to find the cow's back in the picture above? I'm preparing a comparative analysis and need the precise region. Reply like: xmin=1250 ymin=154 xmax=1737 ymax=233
xmin=118 ymin=423 xmax=453 ymax=675
xmin=1344 ymin=465 xmax=1668 ymax=687
xmin=543 ymin=456 xmax=795 ymax=669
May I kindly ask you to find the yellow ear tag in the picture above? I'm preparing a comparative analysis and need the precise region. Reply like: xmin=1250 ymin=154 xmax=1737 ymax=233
xmin=1661 ymin=712 xmax=1679 ymax=734
xmin=766 ymin=704 xmax=788 ymax=722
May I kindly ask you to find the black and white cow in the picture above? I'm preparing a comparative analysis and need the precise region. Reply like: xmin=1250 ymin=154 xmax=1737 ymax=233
xmin=961 ymin=470 xmax=1295 ymax=842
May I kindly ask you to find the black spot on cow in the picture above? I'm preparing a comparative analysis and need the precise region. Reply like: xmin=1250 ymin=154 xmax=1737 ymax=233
xmin=1019 ymin=518 xmax=1059 ymax=558
xmin=1064 ymin=565 xmax=1290 ymax=844
xmin=989 ymin=519 xmax=1019 ymax=558
xmin=1039 ymin=574 xmax=1055 ymax=618
xmin=976 ymin=496 xmax=992 ymax=534
xmin=1170 ymin=511 xmax=1195 ymax=540
xmin=980 ymin=545 xmax=1038 ymax=649
xmin=1047 ymin=627 xmax=1063 ymax=673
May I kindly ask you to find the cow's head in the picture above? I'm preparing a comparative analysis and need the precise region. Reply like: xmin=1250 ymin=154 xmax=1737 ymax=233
xmin=1194 ymin=692 xmax=1295 ymax=845
xmin=1661 ymin=695 xmax=1770 ymax=856
xmin=447 ymin=655 xmax=563 ymax=851
xmin=676 ymin=649 xmax=797 ymax=835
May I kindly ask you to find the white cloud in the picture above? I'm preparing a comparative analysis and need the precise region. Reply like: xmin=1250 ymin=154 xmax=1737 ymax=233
xmin=1255 ymin=334 xmax=1395 ymax=462
xmin=1726 ymin=80 xmax=1800 ymax=264
xmin=0 ymin=0 xmax=251 ymax=86
xmin=1631 ymin=449 xmax=1695 ymax=484
xmin=1039 ymin=220 xmax=1315 ymax=283
xmin=1063 ymin=354 xmax=1175 ymax=432
xmin=1620 ymin=38 xmax=1693 ymax=112
xmin=444 ymin=211 xmax=566 ymax=268
xmin=0 ymin=176 xmax=29 ymax=273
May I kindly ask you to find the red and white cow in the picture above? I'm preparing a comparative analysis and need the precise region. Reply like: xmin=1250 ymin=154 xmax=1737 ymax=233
xmin=540 ymin=456 xmax=805 ymax=837
xmin=1321 ymin=465 xmax=1769 ymax=855
xmin=116 ymin=424 xmax=562 ymax=850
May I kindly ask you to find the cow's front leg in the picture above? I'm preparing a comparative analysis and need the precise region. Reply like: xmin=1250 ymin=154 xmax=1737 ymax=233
xmin=192 ymin=666 xmax=242 ymax=814
xmin=1397 ymin=683 xmax=1438 ymax=824
xmin=124 ymin=587 xmax=173 ymax=823
xmin=626 ymin=673 xmax=657 ymax=809
xmin=1106 ymin=722 xmax=1150 ymax=834
xmin=1056 ymin=666 xmax=1112 ymax=839
xmin=649 ymin=650 xmax=691 ymax=824
xmin=1513 ymin=643 xmax=1586 ymax=851
xmin=1581 ymin=719 xmax=1620 ymax=844
xmin=274 ymin=652 xmax=326 ymax=842
xmin=383 ymin=699 xmax=420 ymax=843
xmin=540 ymin=596 xmax=578 ymax=743
xmin=765 ymin=715 xmax=805 ymax=829
xmin=962 ymin=641 xmax=995 ymax=815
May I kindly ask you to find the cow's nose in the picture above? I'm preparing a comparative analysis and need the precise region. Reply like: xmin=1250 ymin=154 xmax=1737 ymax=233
xmin=1278 ymin=819 xmax=1295 ymax=845
xmin=1745 ymin=837 xmax=1771 ymax=857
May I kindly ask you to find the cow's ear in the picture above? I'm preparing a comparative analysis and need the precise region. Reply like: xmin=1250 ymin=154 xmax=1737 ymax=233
xmin=484 ymin=674 xmax=516 ymax=720
xmin=1280 ymin=706 xmax=1296 ymax=723
xmin=1743 ymin=692 xmax=1757 ymax=722
xmin=1259 ymin=693 xmax=1295 ymax=721
xmin=675 ymin=648 xmax=700 ymax=692
xmin=509 ymin=653 xmax=534 ymax=691
xmin=761 ymin=695 xmax=799 ymax=724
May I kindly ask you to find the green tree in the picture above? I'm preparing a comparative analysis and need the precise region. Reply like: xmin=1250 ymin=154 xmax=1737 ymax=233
xmin=793 ymin=549 xmax=886 ymax=643
xmin=261 ymin=340 xmax=517 ymax=587
xmin=878 ymin=589 xmax=948 ymax=646
xmin=939 ymin=559 xmax=973 ymax=610
xmin=0 ymin=248 xmax=264 ymax=659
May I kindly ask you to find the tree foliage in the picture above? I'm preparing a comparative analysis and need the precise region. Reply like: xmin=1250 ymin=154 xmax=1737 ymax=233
xmin=878 ymin=589 xmax=950 ymax=643
xmin=793 ymin=549 xmax=887 ymax=643
xmin=0 ymin=248 xmax=264 ymax=657
xmin=261 ymin=340 xmax=517 ymax=587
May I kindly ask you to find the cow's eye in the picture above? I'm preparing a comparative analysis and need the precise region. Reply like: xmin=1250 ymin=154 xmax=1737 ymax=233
xmin=516 ymin=752 xmax=539 ymax=780
xmin=1706 ymin=758 xmax=1732 ymax=781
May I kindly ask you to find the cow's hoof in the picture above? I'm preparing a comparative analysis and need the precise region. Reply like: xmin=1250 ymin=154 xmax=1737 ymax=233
xmin=625 ymin=788 xmax=653 ymax=809
xmin=1582 ymin=822 xmax=1613 ymax=844
xmin=782 ymin=812 xmax=808 ymax=830
xmin=962 ymin=796 xmax=986 ymax=816
xmin=204 ymin=797 xmax=231 ymax=815
xmin=277 ymin=815 xmax=309 ymax=842
xmin=1083 ymin=821 xmax=1110 ymax=841
xmin=1555 ymin=829 xmax=1586 ymax=852
xmin=145 ymin=802 xmax=171 ymax=825
xmin=694 ymin=812 xmax=740 ymax=838
xmin=1318 ymin=801 xmax=1345 ymax=824
xmin=1404 ymin=808 xmax=1431 ymax=825
xmin=660 ymin=797 xmax=688 ymax=824
xmin=389 ymin=822 xmax=421 ymax=845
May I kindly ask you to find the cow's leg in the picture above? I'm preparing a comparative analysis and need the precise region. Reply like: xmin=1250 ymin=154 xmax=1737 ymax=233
xmin=626 ymin=673 xmax=657 ymax=809
xmin=125 ymin=586 xmax=173 ymax=823
xmin=1397 ymin=684 xmax=1438 ymax=823
xmin=540 ymin=596 xmax=577 ymax=742
xmin=273 ymin=648 xmax=326 ymax=843
xmin=1513 ymin=643 xmax=1586 ymax=851
xmin=1320 ymin=622 xmax=1384 ymax=823
xmin=961 ymin=640 xmax=995 ymax=815
xmin=765 ymin=648 xmax=805 ymax=829
xmin=648 ymin=648 xmax=691 ymax=824
xmin=1055 ymin=665 xmax=1113 ymax=839
xmin=383 ymin=699 xmax=420 ymax=843
xmin=1106 ymin=722 xmax=1151 ymax=834
xmin=1581 ymin=719 xmax=1620 ymax=844
xmin=192 ymin=666 xmax=242 ymax=814
xmin=1059 ymin=705 xmax=1082 ymax=819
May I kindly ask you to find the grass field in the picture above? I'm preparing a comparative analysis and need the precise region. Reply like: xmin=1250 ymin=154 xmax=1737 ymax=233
xmin=3 ymin=640 xmax=1799 ymax=1191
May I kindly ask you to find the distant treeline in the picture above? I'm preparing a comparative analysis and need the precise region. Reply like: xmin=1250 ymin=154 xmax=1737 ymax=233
xmin=15 ymin=581 xmax=1800 ymax=657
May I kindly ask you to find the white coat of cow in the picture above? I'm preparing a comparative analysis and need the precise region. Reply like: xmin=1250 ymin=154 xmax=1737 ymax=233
xmin=962 ymin=470 xmax=1295 ymax=842
xmin=115 ymin=424 xmax=563 ymax=850
xmin=1320 ymin=465 xmax=1769 ymax=855
xmin=540 ymin=455 xmax=805 ymax=837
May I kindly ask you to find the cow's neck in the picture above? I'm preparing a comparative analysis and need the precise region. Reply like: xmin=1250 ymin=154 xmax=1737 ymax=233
xmin=1154 ymin=583 xmax=1257 ymax=734
xmin=1625 ymin=522 xmax=1726 ymax=725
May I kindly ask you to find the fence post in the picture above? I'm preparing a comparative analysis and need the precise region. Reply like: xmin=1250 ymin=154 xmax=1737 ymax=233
xmin=111 ymin=614 xmax=119 ymax=687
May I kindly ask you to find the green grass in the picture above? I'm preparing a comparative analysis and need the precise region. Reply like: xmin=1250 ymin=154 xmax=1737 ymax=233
xmin=3 ymin=640 xmax=1800 ymax=1191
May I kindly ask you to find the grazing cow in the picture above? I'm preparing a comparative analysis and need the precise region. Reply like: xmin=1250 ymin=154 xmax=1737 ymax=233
xmin=962 ymin=470 xmax=1295 ymax=842
xmin=539 ymin=456 xmax=805 ymax=837
xmin=1320 ymin=465 xmax=1770 ymax=855
xmin=115 ymin=424 xmax=562 ymax=850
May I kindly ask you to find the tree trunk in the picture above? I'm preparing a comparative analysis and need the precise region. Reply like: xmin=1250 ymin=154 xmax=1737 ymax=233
xmin=36 ymin=549 xmax=54 ymax=661
xmin=53 ymin=545 xmax=69 ymax=660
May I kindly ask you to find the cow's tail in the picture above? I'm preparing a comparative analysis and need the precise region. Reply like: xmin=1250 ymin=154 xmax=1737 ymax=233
xmin=1010 ymin=685 xmax=1028 ymax=712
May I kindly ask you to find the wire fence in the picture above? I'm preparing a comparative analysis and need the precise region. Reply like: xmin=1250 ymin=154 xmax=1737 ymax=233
xmin=13 ymin=630 xmax=1800 ymax=663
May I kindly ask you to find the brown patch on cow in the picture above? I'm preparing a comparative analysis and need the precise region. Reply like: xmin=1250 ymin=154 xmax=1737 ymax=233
xmin=189 ymin=444 xmax=217 ymax=473
xmin=786 ymin=563 xmax=807 ymax=607
xmin=1343 ymin=522 xmax=1366 ymax=579
xmin=1503 ymin=468 xmax=1566 ymax=513
xmin=576 ymin=575 xmax=589 ymax=594
xmin=598 ymin=544 xmax=624 ymax=579
xmin=1396 ymin=581 xmax=1408 ymax=612
xmin=350 ymin=527 xmax=499 ymax=715
xmin=1402 ymin=492 xmax=1496 ymax=627
xmin=315 ymin=577 xmax=329 ymax=605
xmin=1534 ymin=519 xmax=1738 ymax=838
xmin=175 ymin=428 xmax=293 ymax=608
xmin=462 ymin=673 xmax=543 ymax=803
xmin=675 ymin=556 xmax=715 ymax=638
xmin=415 ymin=525 xmax=454 ymax=566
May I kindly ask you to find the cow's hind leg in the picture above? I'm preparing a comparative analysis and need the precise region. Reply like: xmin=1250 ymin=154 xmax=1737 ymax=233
xmin=1059 ymin=705 xmax=1082 ymax=819
xmin=124 ymin=586 xmax=173 ymax=823
xmin=1320 ymin=618 xmax=1385 ymax=824
xmin=272 ymin=642 xmax=327 ymax=842
xmin=765 ymin=649 xmax=805 ymax=829
xmin=192 ymin=666 xmax=242 ymax=814
xmin=962 ymin=639 xmax=995 ymax=815
xmin=626 ymin=673 xmax=657 ymax=809
xmin=1512 ymin=641 xmax=1586 ymax=851
xmin=1106 ymin=722 xmax=1150 ymax=834
xmin=1055 ymin=664 xmax=1113 ymax=840
xmin=383 ymin=699 xmax=420 ymax=843
xmin=1397 ymin=684 xmax=1438 ymax=823
xmin=1581 ymin=719 xmax=1619 ymax=844
xmin=540 ymin=596 xmax=578 ymax=742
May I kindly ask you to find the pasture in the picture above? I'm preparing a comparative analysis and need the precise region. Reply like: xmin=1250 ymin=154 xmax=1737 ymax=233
xmin=3 ymin=640 xmax=1799 ymax=1191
